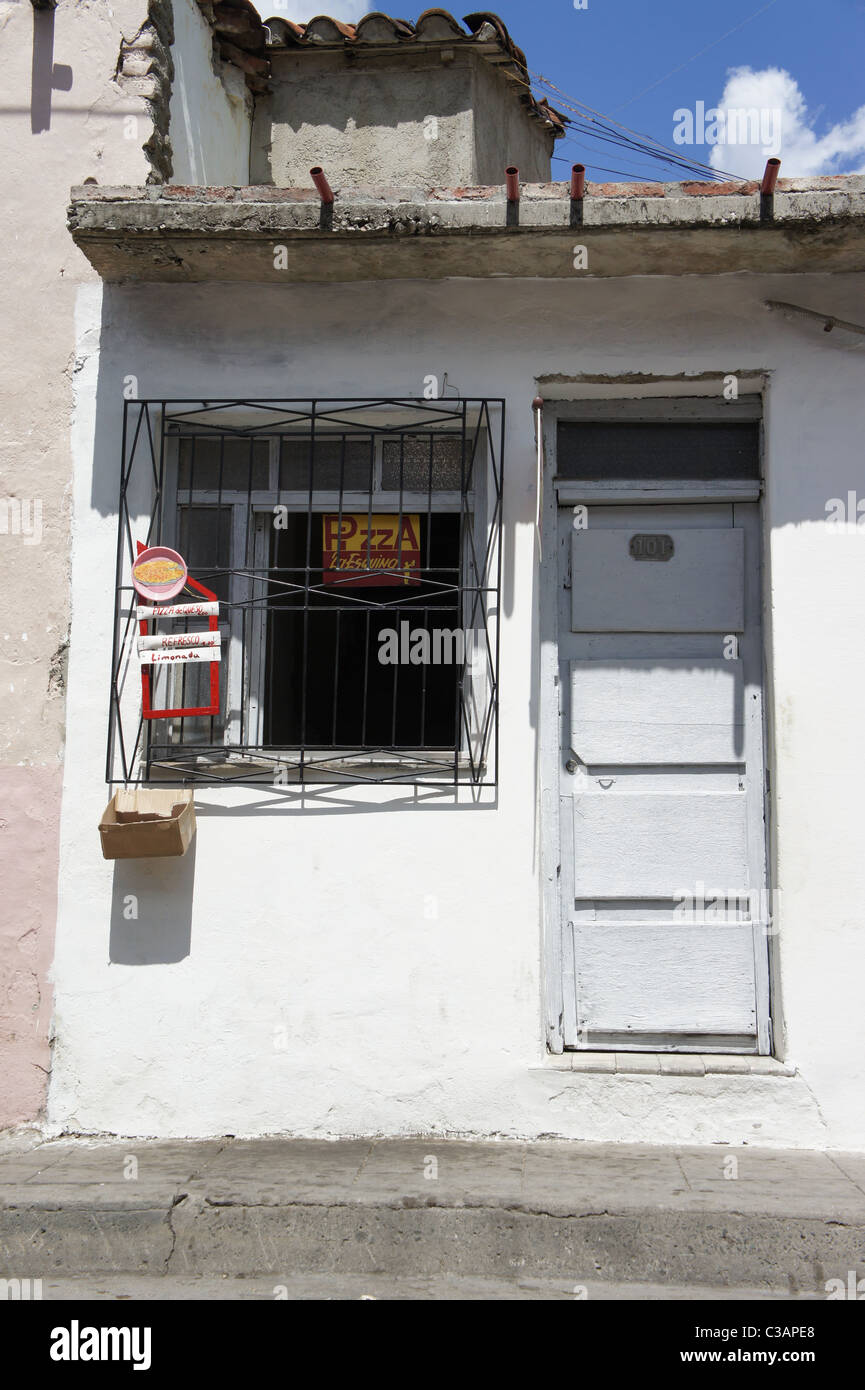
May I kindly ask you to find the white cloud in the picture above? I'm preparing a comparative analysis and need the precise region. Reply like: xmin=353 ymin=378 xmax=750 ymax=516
xmin=708 ymin=66 xmax=865 ymax=177
xmin=263 ymin=1 xmax=368 ymax=22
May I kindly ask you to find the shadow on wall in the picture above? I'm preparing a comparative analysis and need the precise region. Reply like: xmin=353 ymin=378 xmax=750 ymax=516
xmin=89 ymin=278 xmax=865 ymax=530
xmin=109 ymin=839 xmax=196 ymax=963
xmin=31 ymin=3 xmax=73 ymax=135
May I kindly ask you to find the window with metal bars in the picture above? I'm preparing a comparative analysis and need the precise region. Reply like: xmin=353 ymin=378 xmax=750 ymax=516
xmin=108 ymin=400 xmax=504 ymax=787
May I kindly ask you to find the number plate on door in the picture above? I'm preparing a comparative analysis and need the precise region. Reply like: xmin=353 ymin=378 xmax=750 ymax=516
xmin=629 ymin=533 xmax=674 ymax=561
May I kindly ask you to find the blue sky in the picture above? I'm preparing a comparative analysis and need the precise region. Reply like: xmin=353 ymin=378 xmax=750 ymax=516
xmin=273 ymin=1 xmax=865 ymax=180
xmin=499 ymin=0 xmax=865 ymax=179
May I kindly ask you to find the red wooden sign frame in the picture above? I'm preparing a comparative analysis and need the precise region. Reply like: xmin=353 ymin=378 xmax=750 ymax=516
xmin=136 ymin=541 xmax=220 ymax=720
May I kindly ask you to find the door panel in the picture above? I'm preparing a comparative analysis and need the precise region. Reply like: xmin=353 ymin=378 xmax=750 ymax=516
xmin=573 ymin=924 xmax=758 ymax=1035
xmin=571 ymin=528 xmax=744 ymax=632
xmin=558 ymin=502 xmax=770 ymax=1053
xmin=570 ymin=658 xmax=744 ymax=763
xmin=571 ymin=793 xmax=748 ymax=898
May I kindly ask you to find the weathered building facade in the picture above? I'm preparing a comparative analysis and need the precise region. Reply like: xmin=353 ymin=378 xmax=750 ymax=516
xmin=4 ymin=2 xmax=865 ymax=1148
xmin=0 ymin=0 xmax=187 ymax=1128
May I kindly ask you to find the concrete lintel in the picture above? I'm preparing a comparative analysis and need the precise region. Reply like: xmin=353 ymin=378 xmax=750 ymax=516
xmin=67 ymin=181 xmax=865 ymax=283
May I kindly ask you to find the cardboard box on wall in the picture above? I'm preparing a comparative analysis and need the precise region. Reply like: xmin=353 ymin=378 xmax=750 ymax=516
xmin=99 ymin=789 xmax=196 ymax=859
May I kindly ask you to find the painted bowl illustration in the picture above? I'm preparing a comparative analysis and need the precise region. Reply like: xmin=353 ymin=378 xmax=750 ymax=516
xmin=132 ymin=546 xmax=188 ymax=601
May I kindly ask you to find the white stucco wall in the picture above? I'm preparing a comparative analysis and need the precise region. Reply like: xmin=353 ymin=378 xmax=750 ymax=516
xmin=256 ymin=48 xmax=554 ymax=187
xmin=168 ymin=0 xmax=251 ymax=185
xmin=52 ymin=272 xmax=865 ymax=1148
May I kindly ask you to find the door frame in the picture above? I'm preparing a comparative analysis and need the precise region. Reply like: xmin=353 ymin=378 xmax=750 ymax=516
xmin=538 ymin=392 xmax=773 ymax=1055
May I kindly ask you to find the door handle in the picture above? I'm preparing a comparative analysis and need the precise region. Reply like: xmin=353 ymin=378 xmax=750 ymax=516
xmin=565 ymin=758 xmax=579 ymax=774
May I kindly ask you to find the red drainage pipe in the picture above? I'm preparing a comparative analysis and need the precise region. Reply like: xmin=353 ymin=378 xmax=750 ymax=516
xmin=759 ymin=157 xmax=780 ymax=221
xmin=761 ymin=157 xmax=781 ymax=196
xmin=570 ymin=164 xmax=586 ymax=200
xmin=310 ymin=166 xmax=334 ymax=204
xmin=570 ymin=163 xmax=586 ymax=227
xmin=505 ymin=166 xmax=520 ymax=226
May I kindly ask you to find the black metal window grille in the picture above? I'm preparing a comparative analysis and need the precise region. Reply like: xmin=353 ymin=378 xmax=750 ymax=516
xmin=107 ymin=399 xmax=504 ymax=787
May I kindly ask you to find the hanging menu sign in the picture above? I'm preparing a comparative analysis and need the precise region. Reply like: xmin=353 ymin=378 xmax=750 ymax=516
xmin=136 ymin=601 xmax=219 ymax=619
xmin=140 ymin=647 xmax=222 ymax=666
xmin=134 ymin=540 xmax=222 ymax=719
xmin=138 ymin=632 xmax=222 ymax=654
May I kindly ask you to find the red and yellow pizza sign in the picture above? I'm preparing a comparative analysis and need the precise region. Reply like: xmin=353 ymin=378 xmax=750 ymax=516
xmin=322 ymin=514 xmax=421 ymax=586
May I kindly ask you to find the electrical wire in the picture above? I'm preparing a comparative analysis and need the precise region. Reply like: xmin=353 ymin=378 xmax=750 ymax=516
xmin=551 ymin=153 xmax=696 ymax=182
xmin=553 ymin=155 xmax=678 ymax=180
xmin=529 ymin=68 xmax=738 ymax=175
xmin=517 ymin=67 xmax=743 ymax=182
xmin=557 ymin=115 xmax=738 ymax=181
xmin=550 ymin=104 xmax=740 ymax=181
xmin=551 ymin=136 xmax=705 ymax=181
xmin=556 ymin=123 xmax=733 ymax=181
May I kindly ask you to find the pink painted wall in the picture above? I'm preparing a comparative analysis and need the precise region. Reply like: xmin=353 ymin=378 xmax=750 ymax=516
xmin=0 ymin=767 xmax=61 ymax=1128
xmin=0 ymin=0 xmax=162 ymax=1131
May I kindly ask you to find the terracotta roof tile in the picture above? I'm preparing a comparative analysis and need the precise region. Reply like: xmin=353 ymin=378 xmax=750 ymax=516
xmin=349 ymin=14 xmax=395 ymax=39
xmin=265 ymin=17 xmax=304 ymax=43
xmin=302 ymin=15 xmax=352 ymax=41
xmin=413 ymin=8 xmax=467 ymax=38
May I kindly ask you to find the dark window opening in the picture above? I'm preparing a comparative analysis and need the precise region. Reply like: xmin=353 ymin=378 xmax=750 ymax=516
xmin=265 ymin=514 xmax=461 ymax=749
xmin=557 ymin=421 xmax=760 ymax=481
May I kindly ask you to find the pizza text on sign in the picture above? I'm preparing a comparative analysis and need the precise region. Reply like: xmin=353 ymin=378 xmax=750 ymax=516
xmin=322 ymin=513 xmax=421 ymax=586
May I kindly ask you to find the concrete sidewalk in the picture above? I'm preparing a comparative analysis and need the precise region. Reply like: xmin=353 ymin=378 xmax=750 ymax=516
xmin=1 ymin=1134 xmax=863 ymax=1297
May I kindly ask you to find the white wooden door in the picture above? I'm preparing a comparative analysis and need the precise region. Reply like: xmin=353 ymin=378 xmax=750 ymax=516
xmin=558 ymin=503 xmax=771 ymax=1052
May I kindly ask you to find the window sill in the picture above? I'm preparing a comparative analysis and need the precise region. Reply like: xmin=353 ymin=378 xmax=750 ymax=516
xmin=145 ymin=750 xmax=483 ymax=785
xmin=534 ymin=1053 xmax=796 ymax=1077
